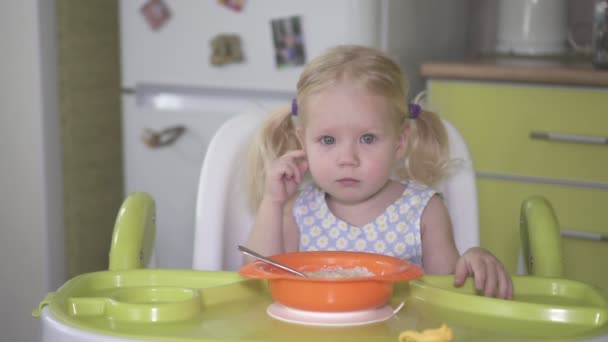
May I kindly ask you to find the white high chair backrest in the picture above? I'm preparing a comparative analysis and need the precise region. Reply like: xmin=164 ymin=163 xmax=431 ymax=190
xmin=192 ymin=107 xmax=479 ymax=271
xmin=192 ymin=106 xmax=263 ymax=271
xmin=436 ymin=119 xmax=480 ymax=254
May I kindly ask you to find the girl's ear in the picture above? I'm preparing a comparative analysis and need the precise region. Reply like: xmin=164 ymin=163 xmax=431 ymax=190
xmin=395 ymin=124 xmax=410 ymax=159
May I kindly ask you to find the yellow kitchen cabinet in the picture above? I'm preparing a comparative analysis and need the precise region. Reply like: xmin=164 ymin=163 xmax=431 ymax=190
xmin=426 ymin=80 xmax=608 ymax=289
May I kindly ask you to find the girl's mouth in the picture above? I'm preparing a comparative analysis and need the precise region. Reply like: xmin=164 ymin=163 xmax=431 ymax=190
xmin=337 ymin=178 xmax=360 ymax=187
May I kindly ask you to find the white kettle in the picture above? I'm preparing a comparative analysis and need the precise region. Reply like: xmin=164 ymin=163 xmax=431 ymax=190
xmin=496 ymin=0 xmax=568 ymax=56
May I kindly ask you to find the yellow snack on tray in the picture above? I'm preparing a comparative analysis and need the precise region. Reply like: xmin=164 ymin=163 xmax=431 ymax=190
xmin=398 ymin=324 xmax=453 ymax=342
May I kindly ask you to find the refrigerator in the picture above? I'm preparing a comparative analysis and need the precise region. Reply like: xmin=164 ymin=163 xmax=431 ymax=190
xmin=119 ymin=0 xmax=469 ymax=269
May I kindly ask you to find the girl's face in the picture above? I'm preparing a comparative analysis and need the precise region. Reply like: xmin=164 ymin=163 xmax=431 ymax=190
xmin=298 ymin=81 xmax=407 ymax=205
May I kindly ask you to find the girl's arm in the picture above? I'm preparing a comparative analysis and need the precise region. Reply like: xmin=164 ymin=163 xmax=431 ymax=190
xmin=244 ymin=196 xmax=300 ymax=262
xmin=421 ymin=194 xmax=513 ymax=299
xmin=243 ymin=150 xmax=307 ymax=263
xmin=420 ymin=195 xmax=460 ymax=274
xmin=244 ymin=197 xmax=288 ymax=259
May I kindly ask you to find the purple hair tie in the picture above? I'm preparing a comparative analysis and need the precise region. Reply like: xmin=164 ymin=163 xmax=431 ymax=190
xmin=408 ymin=103 xmax=421 ymax=119
xmin=291 ymin=98 xmax=298 ymax=116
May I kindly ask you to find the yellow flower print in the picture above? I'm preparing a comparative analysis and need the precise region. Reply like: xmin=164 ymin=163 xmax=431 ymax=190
xmin=377 ymin=221 xmax=387 ymax=231
xmin=411 ymin=195 xmax=421 ymax=205
xmin=364 ymin=223 xmax=374 ymax=232
xmin=322 ymin=218 xmax=332 ymax=228
xmin=301 ymin=235 xmax=310 ymax=246
xmin=297 ymin=206 xmax=308 ymax=215
xmin=389 ymin=213 xmax=399 ymax=223
xmin=328 ymin=215 xmax=336 ymax=224
xmin=311 ymin=226 xmax=321 ymax=237
xmin=304 ymin=216 xmax=314 ymax=226
xmin=393 ymin=243 xmax=406 ymax=255
xmin=387 ymin=205 xmax=395 ymax=213
xmin=406 ymin=233 xmax=415 ymax=245
xmin=355 ymin=239 xmax=367 ymax=251
xmin=399 ymin=203 xmax=410 ymax=214
xmin=338 ymin=221 xmax=347 ymax=230
xmin=317 ymin=236 xmax=328 ymax=248
xmin=310 ymin=202 xmax=318 ymax=210
xmin=396 ymin=222 xmax=406 ymax=233
xmin=336 ymin=238 xmax=348 ymax=249
xmin=386 ymin=231 xmax=396 ymax=243
xmin=348 ymin=227 xmax=360 ymax=239
xmin=374 ymin=241 xmax=386 ymax=253
xmin=376 ymin=216 xmax=387 ymax=225
xmin=330 ymin=227 xmax=340 ymax=238
xmin=365 ymin=229 xmax=377 ymax=241
xmin=316 ymin=206 xmax=327 ymax=219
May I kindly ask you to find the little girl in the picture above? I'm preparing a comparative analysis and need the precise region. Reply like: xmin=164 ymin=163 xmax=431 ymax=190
xmin=244 ymin=45 xmax=512 ymax=299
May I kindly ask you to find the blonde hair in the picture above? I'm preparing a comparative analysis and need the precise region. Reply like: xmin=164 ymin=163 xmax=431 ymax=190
xmin=247 ymin=45 xmax=449 ymax=209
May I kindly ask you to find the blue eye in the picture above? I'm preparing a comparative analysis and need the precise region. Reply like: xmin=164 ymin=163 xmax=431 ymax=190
xmin=321 ymin=136 xmax=335 ymax=145
xmin=360 ymin=134 xmax=375 ymax=144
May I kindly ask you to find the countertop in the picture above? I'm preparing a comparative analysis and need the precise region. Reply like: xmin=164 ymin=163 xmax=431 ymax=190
xmin=420 ymin=55 xmax=608 ymax=87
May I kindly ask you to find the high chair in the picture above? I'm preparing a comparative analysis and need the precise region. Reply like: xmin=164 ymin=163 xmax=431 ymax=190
xmin=191 ymin=105 xmax=480 ymax=271
xmin=192 ymin=105 xmax=265 ymax=271
xmin=519 ymin=195 xmax=565 ymax=278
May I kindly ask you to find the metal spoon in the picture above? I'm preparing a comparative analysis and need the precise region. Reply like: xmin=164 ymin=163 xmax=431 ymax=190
xmin=237 ymin=245 xmax=308 ymax=277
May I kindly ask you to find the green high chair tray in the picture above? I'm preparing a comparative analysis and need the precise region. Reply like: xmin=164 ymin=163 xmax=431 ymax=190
xmin=33 ymin=192 xmax=608 ymax=341
xmin=34 ymin=269 xmax=608 ymax=341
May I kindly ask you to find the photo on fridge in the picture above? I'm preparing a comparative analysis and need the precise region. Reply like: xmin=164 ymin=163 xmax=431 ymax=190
xmin=271 ymin=16 xmax=306 ymax=69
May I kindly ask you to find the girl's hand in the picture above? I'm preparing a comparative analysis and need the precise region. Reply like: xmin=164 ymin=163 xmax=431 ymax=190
xmin=454 ymin=247 xmax=513 ymax=300
xmin=265 ymin=150 xmax=308 ymax=205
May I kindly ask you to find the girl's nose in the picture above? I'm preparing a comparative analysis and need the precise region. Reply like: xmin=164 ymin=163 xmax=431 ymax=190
xmin=337 ymin=143 xmax=359 ymax=167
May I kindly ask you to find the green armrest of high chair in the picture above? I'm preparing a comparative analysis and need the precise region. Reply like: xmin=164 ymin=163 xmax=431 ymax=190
xmin=519 ymin=195 xmax=565 ymax=278
xmin=108 ymin=192 xmax=156 ymax=271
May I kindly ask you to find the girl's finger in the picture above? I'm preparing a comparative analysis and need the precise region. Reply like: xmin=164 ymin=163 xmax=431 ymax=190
xmin=282 ymin=149 xmax=306 ymax=160
xmin=296 ymin=159 xmax=309 ymax=180
xmin=469 ymin=258 xmax=486 ymax=291
xmin=495 ymin=265 xmax=509 ymax=299
xmin=281 ymin=163 xmax=296 ymax=181
xmin=482 ymin=260 xmax=498 ymax=297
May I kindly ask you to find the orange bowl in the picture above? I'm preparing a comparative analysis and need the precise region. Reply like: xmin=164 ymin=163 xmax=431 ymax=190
xmin=239 ymin=251 xmax=423 ymax=312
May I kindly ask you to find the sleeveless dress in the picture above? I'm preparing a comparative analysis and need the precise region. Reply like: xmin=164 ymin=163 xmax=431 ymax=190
xmin=292 ymin=181 xmax=437 ymax=266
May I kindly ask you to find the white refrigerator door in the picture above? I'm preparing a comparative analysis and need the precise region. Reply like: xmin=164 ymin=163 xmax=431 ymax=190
xmin=121 ymin=98 xmax=227 ymax=269
xmin=121 ymin=89 xmax=288 ymax=269
xmin=119 ymin=0 xmax=380 ymax=91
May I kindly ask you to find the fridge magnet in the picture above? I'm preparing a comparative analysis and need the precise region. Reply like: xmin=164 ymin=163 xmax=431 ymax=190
xmin=140 ymin=0 xmax=171 ymax=31
xmin=210 ymin=34 xmax=245 ymax=66
xmin=217 ymin=0 xmax=245 ymax=12
xmin=271 ymin=16 xmax=306 ymax=69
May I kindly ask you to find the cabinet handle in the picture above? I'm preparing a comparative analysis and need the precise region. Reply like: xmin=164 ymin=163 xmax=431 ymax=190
xmin=561 ymin=229 xmax=608 ymax=242
xmin=529 ymin=131 xmax=608 ymax=145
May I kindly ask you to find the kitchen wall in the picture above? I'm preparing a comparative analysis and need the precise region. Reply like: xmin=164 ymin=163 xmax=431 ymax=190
xmin=385 ymin=0 xmax=470 ymax=96
xmin=0 ymin=1 xmax=63 ymax=341
xmin=0 ymin=1 xmax=122 ymax=340
xmin=467 ymin=0 xmax=596 ymax=56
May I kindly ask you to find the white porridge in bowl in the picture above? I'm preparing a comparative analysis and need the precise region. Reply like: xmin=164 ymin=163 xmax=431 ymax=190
xmin=304 ymin=266 xmax=375 ymax=278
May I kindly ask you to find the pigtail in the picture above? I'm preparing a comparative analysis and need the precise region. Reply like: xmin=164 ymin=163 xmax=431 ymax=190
xmin=396 ymin=109 xmax=450 ymax=186
xmin=246 ymin=103 xmax=302 ymax=210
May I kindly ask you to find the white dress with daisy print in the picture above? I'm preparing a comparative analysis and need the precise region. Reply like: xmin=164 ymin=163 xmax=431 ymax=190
xmin=293 ymin=181 xmax=438 ymax=266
